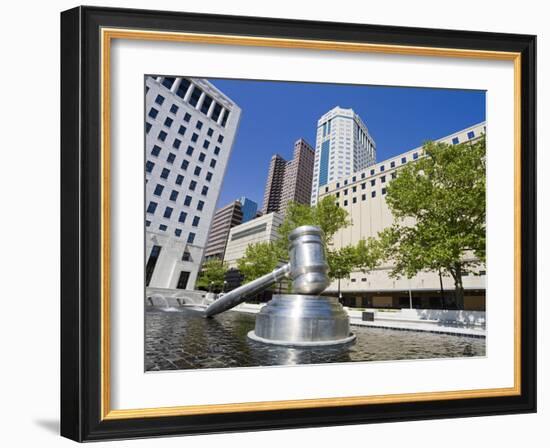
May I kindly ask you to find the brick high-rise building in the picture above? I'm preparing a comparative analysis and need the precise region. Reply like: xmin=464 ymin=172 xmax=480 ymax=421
xmin=261 ymin=154 xmax=287 ymax=214
xmin=280 ymin=139 xmax=315 ymax=214
xmin=261 ymin=138 xmax=315 ymax=215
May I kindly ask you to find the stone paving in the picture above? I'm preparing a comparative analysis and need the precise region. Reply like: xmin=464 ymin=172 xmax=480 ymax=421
xmin=145 ymin=307 xmax=486 ymax=371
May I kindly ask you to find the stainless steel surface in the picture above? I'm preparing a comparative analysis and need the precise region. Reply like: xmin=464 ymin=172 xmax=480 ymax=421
xmin=204 ymin=225 xmax=330 ymax=317
xmin=204 ymin=263 xmax=290 ymax=317
xmin=288 ymin=226 xmax=330 ymax=295
xmin=248 ymin=294 xmax=355 ymax=346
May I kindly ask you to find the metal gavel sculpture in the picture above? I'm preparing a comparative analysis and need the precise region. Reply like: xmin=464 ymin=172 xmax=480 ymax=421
xmin=204 ymin=225 xmax=356 ymax=347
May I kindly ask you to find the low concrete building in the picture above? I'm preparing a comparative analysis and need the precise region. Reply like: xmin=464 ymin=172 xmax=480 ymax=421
xmin=223 ymin=212 xmax=284 ymax=268
xmin=318 ymin=122 xmax=487 ymax=310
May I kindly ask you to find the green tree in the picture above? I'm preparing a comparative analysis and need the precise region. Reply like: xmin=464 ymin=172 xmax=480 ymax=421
xmin=196 ymin=258 xmax=228 ymax=292
xmin=380 ymin=137 xmax=486 ymax=309
xmin=327 ymin=246 xmax=357 ymax=299
xmin=237 ymin=242 xmax=281 ymax=282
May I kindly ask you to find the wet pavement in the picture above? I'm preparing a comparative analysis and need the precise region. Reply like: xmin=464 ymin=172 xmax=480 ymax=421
xmin=145 ymin=307 xmax=486 ymax=371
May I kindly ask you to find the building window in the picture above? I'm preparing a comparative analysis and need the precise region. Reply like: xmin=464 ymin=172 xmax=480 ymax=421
xmin=217 ymin=135 xmax=224 ymax=143
xmin=391 ymin=172 xmax=397 ymax=179
xmin=151 ymin=145 xmax=161 ymax=157
xmin=203 ymin=140 xmax=210 ymax=149
xmin=173 ymin=138 xmax=181 ymax=149
xmin=362 ymin=194 xmax=366 ymax=201
xmin=163 ymin=206 xmax=173 ymax=218
xmin=381 ymin=176 xmax=386 ymax=183
xmin=145 ymin=122 xmax=152 ymax=134
xmin=325 ymin=186 xmax=329 ymax=193
xmin=201 ymin=95 xmax=213 ymax=114
xmin=160 ymin=168 xmax=170 ymax=179
xmin=198 ymin=153 xmax=206 ymax=162
xmin=380 ymin=165 xmax=385 ymax=172
xmin=187 ymin=232 xmax=196 ymax=244
xmin=205 ymin=172 xmax=213 ymax=182
xmin=189 ymin=180 xmax=197 ymax=190
xmin=201 ymin=186 xmax=209 ymax=196
xmin=186 ymin=146 xmax=194 ymax=156
xmin=146 ymin=201 xmax=157 ymax=214
xmin=163 ymin=117 xmax=173 ymax=128
xmin=175 ymin=174 xmax=184 ymax=185
xmin=370 ymin=169 xmax=375 ymax=175
xmin=197 ymin=200 xmax=205 ymax=211
xmin=336 ymin=182 xmax=340 ymax=188
xmin=194 ymin=166 xmax=202 ymax=176
xmin=159 ymin=224 xmax=167 ymax=231
xmin=153 ymin=184 xmax=164 ymax=196
xmin=344 ymin=189 xmax=348 ymax=196
xmin=178 ymin=211 xmax=187 ymax=223
xmin=178 ymin=125 xmax=186 ymax=136
xmin=191 ymin=133 xmax=199 ymax=143
xmin=175 ymin=229 xmax=182 ymax=237
xmin=148 ymin=108 xmax=159 ymax=119
xmin=169 ymin=190 xmax=178 ymax=201
xmin=184 ymin=195 xmax=192 ymax=206
xmin=211 ymin=103 xmax=222 ymax=121
xmin=390 ymin=161 xmax=395 ymax=168
xmin=361 ymin=172 xmax=365 ymax=179
xmin=371 ymin=191 xmax=376 ymax=198
xmin=183 ymin=113 xmax=191 ymax=122
xmin=210 ymin=159 xmax=217 ymax=168
xmin=145 ymin=220 xmax=151 ymax=227
xmin=370 ymin=179 xmax=375 ymax=186
xmin=467 ymin=131 xmax=475 ymax=139
xmin=207 ymin=128 xmax=214 ymax=137
xmin=167 ymin=153 xmax=176 ymax=164
xmin=214 ymin=146 xmax=220 ymax=155
xmin=176 ymin=79 xmax=190 ymax=99
xmin=401 ymin=157 xmax=407 ymax=164
xmin=145 ymin=161 xmax=155 ymax=173
xmin=155 ymin=94 xmax=165 ymax=105
xmin=352 ymin=186 xmax=357 ymax=193
xmin=169 ymin=104 xmax=179 ymax=114
xmin=343 ymin=200 xmax=348 ymax=206
xmin=361 ymin=182 xmax=366 ymax=190
xmin=158 ymin=130 xmax=167 ymax=142
xmin=161 ymin=77 xmax=175 ymax=89
xmin=413 ymin=152 xmax=419 ymax=160
xmin=196 ymin=120 xmax=203 ymax=130
xmin=452 ymin=137 xmax=459 ymax=145
xmin=382 ymin=188 xmax=387 ymax=195
xmin=352 ymin=197 xmax=357 ymax=204
xmin=189 ymin=86 xmax=202 ymax=107
xmin=352 ymin=176 xmax=356 ymax=182
xmin=335 ymin=192 xmax=340 ymax=198
xmin=192 ymin=216 xmax=200 ymax=227
xmin=344 ymin=180 xmax=348 ymax=186
xmin=181 ymin=250 xmax=191 ymax=261
xmin=181 ymin=160 xmax=189 ymax=170
xmin=221 ymin=110 xmax=230 ymax=127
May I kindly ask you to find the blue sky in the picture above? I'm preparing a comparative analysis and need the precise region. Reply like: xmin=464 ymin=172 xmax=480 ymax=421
xmin=210 ymin=78 xmax=486 ymax=209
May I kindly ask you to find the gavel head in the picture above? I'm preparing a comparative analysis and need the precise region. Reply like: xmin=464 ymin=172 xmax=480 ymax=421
xmin=288 ymin=225 xmax=330 ymax=295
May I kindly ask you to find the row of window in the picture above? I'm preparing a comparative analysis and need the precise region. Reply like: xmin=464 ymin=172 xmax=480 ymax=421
xmin=150 ymin=183 xmax=206 ymax=209
xmin=146 ymin=201 xmax=202 ymax=226
xmin=334 ymin=172 xmax=397 ymax=197
xmin=145 ymin=158 xmax=216 ymax=186
xmin=146 ymin=219 xmax=197 ymax=243
xmin=158 ymin=77 xmax=231 ymax=127
xmin=338 ymin=188 xmax=387 ymax=206
xmin=452 ymin=130 xmax=476 ymax=145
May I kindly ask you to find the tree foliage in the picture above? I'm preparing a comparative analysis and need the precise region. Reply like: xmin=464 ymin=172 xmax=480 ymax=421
xmin=236 ymin=242 xmax=281 ymax=283
xmin=196 ymin=258 xmax=228 ymax=292
xmin=380 ymin=136 xmax=486 ymax=308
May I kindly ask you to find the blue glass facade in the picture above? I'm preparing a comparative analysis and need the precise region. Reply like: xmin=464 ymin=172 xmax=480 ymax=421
xmin=238 ymin=196 xmax=258 ymax=223
xmin=319 ymin=139 xmax=331 ymax=187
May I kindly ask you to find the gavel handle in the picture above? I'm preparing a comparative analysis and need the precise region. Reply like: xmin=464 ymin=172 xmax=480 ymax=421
xmin=204 ymin=263 xmax=291 ymax=317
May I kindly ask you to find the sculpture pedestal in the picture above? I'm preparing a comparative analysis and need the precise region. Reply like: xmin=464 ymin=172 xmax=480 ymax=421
xmin=247 ymin=294 xmax=356 ymax=347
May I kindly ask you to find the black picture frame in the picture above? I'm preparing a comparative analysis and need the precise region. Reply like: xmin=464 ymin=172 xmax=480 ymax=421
xmin=61 ymin=5 xmax=536 ymax=442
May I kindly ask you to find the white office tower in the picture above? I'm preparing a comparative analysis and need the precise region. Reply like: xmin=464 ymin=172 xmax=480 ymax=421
xmin=311 ymin=106 xmax=376 ymax=205
xmin=144 ymin=76 xmax=241 ymax=291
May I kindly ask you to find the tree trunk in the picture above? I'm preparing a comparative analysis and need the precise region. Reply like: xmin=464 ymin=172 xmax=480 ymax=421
xmin=452 ymin=263 xmax=465 ymax=310
xmin=338 ymin=278 xmax=342 ymax=302
xmin=438 ymin=267 xmax=445 ymax=308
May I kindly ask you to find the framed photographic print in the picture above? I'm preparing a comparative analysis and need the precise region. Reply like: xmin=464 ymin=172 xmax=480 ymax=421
xmin=60 ymin=6 xmax=537 ymax=442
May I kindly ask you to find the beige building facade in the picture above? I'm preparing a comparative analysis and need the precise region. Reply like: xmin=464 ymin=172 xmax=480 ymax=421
xmin=318 ymin=122 xmax=487 ymax=310
xmin=223 ymin=212 xmax=284 ymax=268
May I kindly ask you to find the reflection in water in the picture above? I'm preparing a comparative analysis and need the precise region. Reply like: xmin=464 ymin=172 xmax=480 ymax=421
xmin=145 ymin=308 xmax=485 ymax=371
